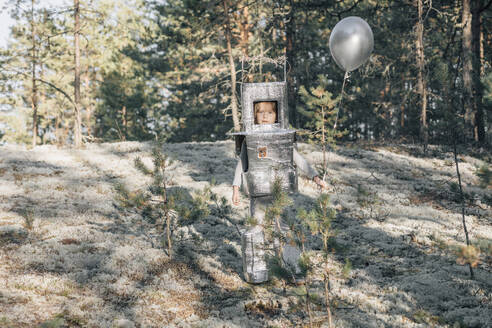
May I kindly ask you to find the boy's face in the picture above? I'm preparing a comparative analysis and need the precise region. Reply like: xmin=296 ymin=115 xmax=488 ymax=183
xmin=255 ymin=102 xmax=277 ymax=124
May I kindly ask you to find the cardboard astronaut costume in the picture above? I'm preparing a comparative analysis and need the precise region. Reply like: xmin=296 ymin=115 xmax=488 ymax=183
xmin=231 ymin=82 xmax=322 ymax=284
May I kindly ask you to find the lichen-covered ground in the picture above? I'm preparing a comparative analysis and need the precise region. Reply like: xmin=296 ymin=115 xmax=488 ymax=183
xmin=0 ymin=141 xmax=490 ymax=328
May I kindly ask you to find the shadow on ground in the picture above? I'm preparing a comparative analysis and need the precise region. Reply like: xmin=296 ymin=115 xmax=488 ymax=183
xmin=1 ymin=142 xmax=491 ymax=327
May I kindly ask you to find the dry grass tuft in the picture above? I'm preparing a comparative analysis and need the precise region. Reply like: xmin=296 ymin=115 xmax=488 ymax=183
xmin=59 ymin=238 xmax=80 ymax=245
xmin=244 ymin=299 xmax=282 ymax=318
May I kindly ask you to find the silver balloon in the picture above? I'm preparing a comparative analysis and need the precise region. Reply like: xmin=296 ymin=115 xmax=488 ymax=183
xmin=329 ymin=16 xmax=374 ymax=72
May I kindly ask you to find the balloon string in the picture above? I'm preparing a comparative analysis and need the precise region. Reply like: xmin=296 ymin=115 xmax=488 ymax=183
xmin=322 ymin=71 xmax=349 ymax=184
xmin=333 ymin=71 xmax=349 ymax=130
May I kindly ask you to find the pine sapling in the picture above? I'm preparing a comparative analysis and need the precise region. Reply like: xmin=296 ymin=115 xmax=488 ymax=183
xmin=153 ymin=146 xmax=175 ymax=257
xmin=299 ymin=75 xmax=346 ymax=178
xmin=286 ymin=206 xmax=316 ymax=327
xmin=299 ymin=192 xmax=336 ymax=328
xmin=21 ymin=208 xmax=35 ymax=231
xmin=134 ymin=144 xmax=176 ymax=258
xmin=210 ymin=191 xmax=240 ymax=236
xmin=298 ymin=252 xmax=316 ymax=328
xmin=264 ymin=177 xmax=324 ymax=327
xmin=475 ymin=163 xmax=492 ymax=189
xmin=263 ymin=177 xmax=300 ymax=297
xmin=189 ymin=186 xmax=212 ymax=221
xmin=265 ymin=176 xmax=293 ymax=270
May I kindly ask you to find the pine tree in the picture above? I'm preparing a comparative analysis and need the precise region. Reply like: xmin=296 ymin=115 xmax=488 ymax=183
xmin=0 ymin=1 xmax=69 ymax=145
xmin=299 ymin=75 xmax=342 ymax=176
xmin=1 ymin=0 xmax=490 ymax=146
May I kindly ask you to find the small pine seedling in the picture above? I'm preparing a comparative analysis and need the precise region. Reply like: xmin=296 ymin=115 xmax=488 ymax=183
xmin=298 ymin=192 xmax=337 ymax=328
xmin=356 ymin=184 xmax=379 ymax=208
xmin=133 ymin=144 xmax=177 ymax=257
xmin=21 ymin=209 xmax=34 ymax=231
xmin=264 ymin=177 xmax=294 ymax=269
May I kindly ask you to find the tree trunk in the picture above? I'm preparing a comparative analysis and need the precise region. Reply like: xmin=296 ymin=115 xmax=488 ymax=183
xmin=286 ymin=0 xmax=297 ymax=127
xmin=40 ymin=64 xmax=46 ymax=144
xmin=63 ymin=122 xmax=70 ymax=145
xmin=84 ymin=71 xmax=94 ymax=137
xmin=364 ymin=116 xmax=369 ymax=140
xmin=462 ymin=0 xmax=473 ymax=140
xmin=122 ymin=105 xmax=127 ymax=140
xmin=479 ymin=12 xmax=485 ymax=77
xmin=400 ymin=104 xmax=405 ymax=129
xmin=324 ymin=271 xmax=333 ymax=328
xmin=471 ymin=1 xmax=485 ymax=143
xmin=31 ymin=0 xmax=38 ymax=148
xmin=55 ymin=115 xmax=60 ymax=146
xmin=239 ymin=5 xmax=249 ymax=56
xmin=400 ymin=81 xmax=405 ymax=130
xmin=74 ymin=0 xmax=82 ymax=147
xmin=222 ymin=0 xmax=240 ymax=132
xmin=415 ymin=0 xmax=428 ymax=148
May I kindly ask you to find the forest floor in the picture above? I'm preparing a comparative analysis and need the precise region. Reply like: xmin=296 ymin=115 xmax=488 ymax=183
xmin=0 ymin=140 xmax=491 ymax=328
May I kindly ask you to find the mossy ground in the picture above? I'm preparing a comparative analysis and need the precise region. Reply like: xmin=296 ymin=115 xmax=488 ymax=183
xmin=0 ymin=141 xmax=490 ymax=327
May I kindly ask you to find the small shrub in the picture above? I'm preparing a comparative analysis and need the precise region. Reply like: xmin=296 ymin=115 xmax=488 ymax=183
xmin=13 ymin=172 xmax=23 ymax=185
xmin=475 ymin=164 xmax=492 ymax=188
xmin=481 ymin=193 xmax=492 ymax=207
xmin=356 ymin=184 xmax=380 ymax=208
xmin=429 ymin=233 xmax=448 ymax=250
xmin=447 ymin=180 xmax=476 ymax=204
xmin=21 ymin=209 xmax=34 ymax=231
xmin=0 ymin=317 xmax=12 ymax=326
xmin=444 ymin=159 xmax=454 ymax=167
xmin=455 ymin=245 xmax=481 ymax=268
xmin=187 ymin=187 xmax=212 ymax=221
xmin=114 ymin=182 xmax=149 ymax=210
xmin=449 ymin=181 xmax=460 ymax=194
xmin=473 ymin=238 xmax=492 ymax=265
xmin=209 ymin=192 xmax=238 ymax=231
xmin=244 ymin=299 xmax=282 ymax=317
xmin=342 ymin=258 xmax=352 ymax=279
xmin=413 ymin=309 xmax=444 ymax=325
xmin=39 ymin=316 xmax=65 ymax=328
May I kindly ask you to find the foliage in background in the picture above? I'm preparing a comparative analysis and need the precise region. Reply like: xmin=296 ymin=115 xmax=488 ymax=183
xmin=0 ymin=0 xmax=491 ymax=146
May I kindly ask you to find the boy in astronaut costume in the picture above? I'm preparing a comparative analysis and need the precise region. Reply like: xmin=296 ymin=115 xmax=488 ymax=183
xmin=231 ymin=82 xmax=326 ymax=284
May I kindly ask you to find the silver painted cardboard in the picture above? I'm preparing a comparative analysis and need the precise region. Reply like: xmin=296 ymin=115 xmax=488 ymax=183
xmin=244 ymin=131 xmax=298 ymax=196
xmin=241 ymin=226 xmax=269 ymax=283
xmin=234 ymin=81 xmax=298 ymax=283
xmin=241 ymin=81 xmax=289 ymax=132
